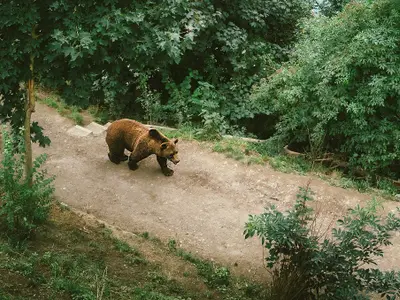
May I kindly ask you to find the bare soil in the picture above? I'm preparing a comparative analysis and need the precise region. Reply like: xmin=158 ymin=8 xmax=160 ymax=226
xmin=33 ymin=103 xmax=400 ymax=281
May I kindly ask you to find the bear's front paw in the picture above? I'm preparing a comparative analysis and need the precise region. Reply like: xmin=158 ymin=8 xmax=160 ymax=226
xmin=162 ymin=168 xmax=174 ymax=176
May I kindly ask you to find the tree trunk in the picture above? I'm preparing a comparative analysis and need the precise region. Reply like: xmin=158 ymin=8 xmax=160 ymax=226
xmin=24 ymin=56 xmax=35 ymax=186
xmin=24 ymin=25 xmax=38 ymax=186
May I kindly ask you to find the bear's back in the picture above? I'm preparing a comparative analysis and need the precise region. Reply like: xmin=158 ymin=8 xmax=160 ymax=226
xmin=107 ymin=119 xmax=149 ymax=150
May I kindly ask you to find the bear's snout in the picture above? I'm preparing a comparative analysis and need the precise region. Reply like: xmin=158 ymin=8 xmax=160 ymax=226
xmin=171 ymin=157 xmax=180 ymax=165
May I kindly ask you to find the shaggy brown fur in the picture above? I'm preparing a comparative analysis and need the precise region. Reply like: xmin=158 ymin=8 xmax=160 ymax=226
xmin=105 ymin=119 xmax=180 ymax=176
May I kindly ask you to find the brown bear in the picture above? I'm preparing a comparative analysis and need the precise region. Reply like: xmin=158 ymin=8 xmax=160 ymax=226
xmin=105 ymin=119 xmax=180 ymax=176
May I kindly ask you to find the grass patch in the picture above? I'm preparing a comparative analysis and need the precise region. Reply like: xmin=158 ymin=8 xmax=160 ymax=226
xmin=35 ymin=91 xmax=85 ymax=126
xmin=163 ymin=124 xmax=197 ymax=141
xmin=40 ymin=95 xmax=59 ymax=109
xmin=0 ymin=206 xmax=266 ymax=300
xmin=187 ymin=134 xmax=397 ymax=199
xmin=211 ymin=138 xmax=312 ymax=173
xmin=88 ymin=105 xmax=111 ymax=124
xmin=166 ymin=239 xmax=266 ymax=298
xmin=209 ymin=138 xmax=398 ymax=199
xmin=68 ymin=107 xmax=84 ymax=125
xmin=139 ymin=231 xmax=150 ymax=239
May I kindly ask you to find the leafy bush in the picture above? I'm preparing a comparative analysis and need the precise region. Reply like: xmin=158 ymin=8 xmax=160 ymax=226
xmin=316 ymin=0 xmax=351 ymax=16
xmin=252 ymin=0 xmax=400 ymax=178
xmin=0 ymin=128 xmax=54 ymax=239
xmin=136 ymin=88 xmax=163 ymax=125
xmin=195 ymin=110 xmax=228 ymax=141
xmin=0 ymin=0 xmax=313 ymax=140
xmin=244 ymin=184 xmax=400 ymax=299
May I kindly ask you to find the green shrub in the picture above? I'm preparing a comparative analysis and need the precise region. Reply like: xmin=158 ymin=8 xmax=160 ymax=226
xmin=167 ymin=241 xmax=231 ymax=291
xmin=68 ymin=106 xmax=84 ymax=125
xmin=0 ymin=128 xmax=55 ymax=240
xmin=252 ymin=0 xmax=400 ymax=178
xmin=244 ymin=184 xmax=400 ymax=299
xmin=136 ymin=74 xmax=163 ymax=125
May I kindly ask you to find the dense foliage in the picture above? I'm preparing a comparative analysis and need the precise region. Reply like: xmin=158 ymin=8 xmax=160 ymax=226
xmin=252 ymin=0 xmax=400 ymax=178
xmin=0 ymin=0 xmax=312 ymax=140
xmin=2 ymin=0 xmax=398 ymax=181
xmin=0 ymin=1 xmax=51 ymax=147
xmin=0 ymin=128 xmax=54 ymax=240
xmin=244 ymin=185 xmax=400 ymax=299
xmin=316 ymin=0 xmax=351 ymax=16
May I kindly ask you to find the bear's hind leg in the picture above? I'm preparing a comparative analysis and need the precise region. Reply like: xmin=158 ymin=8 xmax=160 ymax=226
xmin=157 ymin=156 xmax=174 ymax=176
xmin=108 ymin=144 xmax=126 ymax=164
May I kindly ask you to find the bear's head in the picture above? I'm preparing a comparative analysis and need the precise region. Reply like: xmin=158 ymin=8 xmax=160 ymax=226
xmin=149 ymin=129 xmax=180 ymax=164
xmin=160 ymin=139 xmax=180 ymax=164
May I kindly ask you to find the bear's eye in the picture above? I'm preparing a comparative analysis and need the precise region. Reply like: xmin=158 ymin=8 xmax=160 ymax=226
xmin=169 ymin=154 xmax=174 ymax=158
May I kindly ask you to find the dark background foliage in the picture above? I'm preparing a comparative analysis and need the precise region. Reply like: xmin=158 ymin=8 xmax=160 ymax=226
xmin=1 ymin=0 xmax=398 ymax=180
xmin=26 ymin=0 xmax=311 ymax=132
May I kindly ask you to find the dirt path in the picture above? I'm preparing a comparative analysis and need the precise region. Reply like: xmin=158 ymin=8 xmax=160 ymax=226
xmin=33 ymin=103 xmax=400 ymax=280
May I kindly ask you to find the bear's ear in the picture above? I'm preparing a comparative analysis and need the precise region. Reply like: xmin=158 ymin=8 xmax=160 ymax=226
xmin=149 ymin=128 xmax=162 ymax=140
xmin=174 ymin=138 xmax=178 ymax=144
xmin=160 ymin=142 xmax=168 ymax=150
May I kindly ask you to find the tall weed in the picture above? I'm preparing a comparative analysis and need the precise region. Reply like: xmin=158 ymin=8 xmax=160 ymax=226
xmin=0 ymin=128 xmax=54 ymax=240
